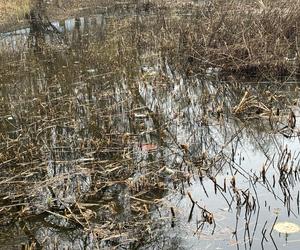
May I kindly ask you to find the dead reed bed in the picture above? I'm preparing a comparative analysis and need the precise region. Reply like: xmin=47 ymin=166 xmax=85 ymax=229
xmin=166 ymin=0 xmax=300 ymax=77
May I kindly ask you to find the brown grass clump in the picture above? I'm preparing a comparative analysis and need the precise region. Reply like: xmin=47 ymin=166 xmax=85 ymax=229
xmin=0 ymin=0 xmax=31 ymax=22
xmin=175 ymin=0 xmax=300 ymax=77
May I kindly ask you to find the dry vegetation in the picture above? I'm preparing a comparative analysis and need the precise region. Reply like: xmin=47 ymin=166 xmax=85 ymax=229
xmin=1 ymin=0 xmax=300 ymax=248
xmin=171 ymin=0 xmax=300 ymax=77
xmin=0 ymin=0 xmax=31 ymax=22
xmin=1 ymin=0 xmax=300 ymax=78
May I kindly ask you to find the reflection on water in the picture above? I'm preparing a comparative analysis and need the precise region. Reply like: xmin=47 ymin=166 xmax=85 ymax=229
xmin=1 ymin=6 xmax=300 ymax=250
xmin=0 ymin=14 xmax=105 ymax=52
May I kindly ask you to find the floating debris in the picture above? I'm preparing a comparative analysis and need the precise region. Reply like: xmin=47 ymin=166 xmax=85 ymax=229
xmin=159 ymin=166 xmax=175 ymax=177
xmin=141 ymin=144 xmax=158 ymax=152
xmin=133 ymin=113 xmax=148 ymax=118
xmin=86 ymin=69 xmax=96 ymax=73
xmin=273 ymin=222 xmax=300 ymax=234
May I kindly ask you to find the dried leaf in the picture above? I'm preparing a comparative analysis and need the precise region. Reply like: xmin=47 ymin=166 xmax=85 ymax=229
xmin=141 ymin=144 xmax=157 ymax=151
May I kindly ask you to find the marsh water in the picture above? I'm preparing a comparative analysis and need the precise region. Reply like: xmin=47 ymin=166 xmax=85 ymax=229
xmin=1 ymin=7 xmax=300 ymax=250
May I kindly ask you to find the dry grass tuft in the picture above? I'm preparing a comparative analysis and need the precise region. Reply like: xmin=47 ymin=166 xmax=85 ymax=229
xmin=0 ymin=0 xmax=31 ymax=21
xmin=172 ymin=0 xmax=300 ymax=77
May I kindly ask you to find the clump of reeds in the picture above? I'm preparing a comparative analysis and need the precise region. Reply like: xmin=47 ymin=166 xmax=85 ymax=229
xmin=171 ymin=0 xmax=300 ymax=77
xmin=0 ymin=0 xmax=31 ymax=22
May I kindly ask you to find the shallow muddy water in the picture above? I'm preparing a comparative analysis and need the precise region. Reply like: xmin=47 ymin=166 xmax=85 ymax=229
xmin=1 ymin=6 xmax=300 ymax=250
